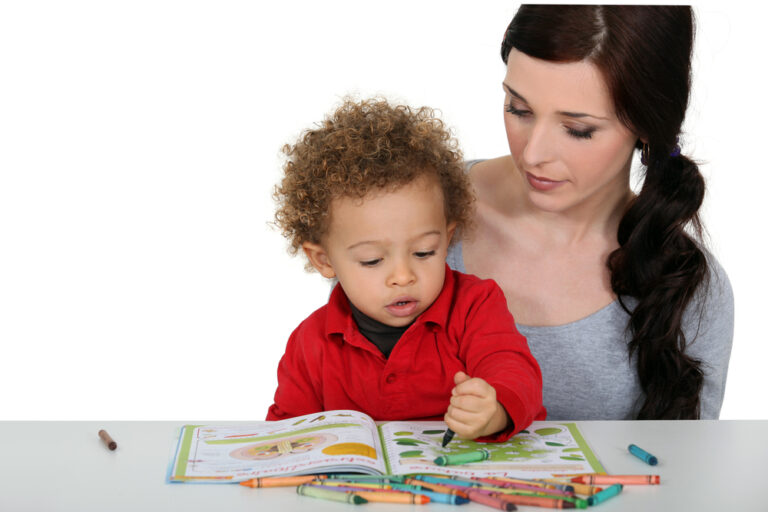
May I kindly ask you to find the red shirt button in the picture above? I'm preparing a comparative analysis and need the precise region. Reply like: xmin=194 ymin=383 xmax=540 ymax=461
xmin=385 ymin=374 xmax=396 ymax=384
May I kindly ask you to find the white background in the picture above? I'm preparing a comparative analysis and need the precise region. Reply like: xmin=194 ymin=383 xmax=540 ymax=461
xmin=0 ymin=1 xmax=764 ymax=420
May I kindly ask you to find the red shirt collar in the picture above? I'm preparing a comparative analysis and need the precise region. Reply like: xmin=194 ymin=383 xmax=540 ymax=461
xmin=325 ymin=263 xmax=455 ymax=341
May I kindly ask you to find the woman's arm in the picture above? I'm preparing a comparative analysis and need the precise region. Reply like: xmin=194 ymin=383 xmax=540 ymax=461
xmin=684 ymin=254 xmax=735 ymax=419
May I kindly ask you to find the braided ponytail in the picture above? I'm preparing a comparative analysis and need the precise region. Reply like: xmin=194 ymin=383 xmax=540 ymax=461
xmin=609 ymin=149 xmax=708 ymax=418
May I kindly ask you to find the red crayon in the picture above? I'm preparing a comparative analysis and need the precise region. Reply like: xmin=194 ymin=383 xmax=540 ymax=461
xmin=571 ymin=474 xmax=660 ymax=485
xmin=466 ymin=490 xmax=517 ymax=511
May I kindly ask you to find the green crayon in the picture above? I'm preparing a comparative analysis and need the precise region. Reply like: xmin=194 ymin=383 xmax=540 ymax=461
xmin=296 ymin=484 xmax=367 ymax=504
xmin=434 ymin=448 xmax=490 ymax=466
xmin=587 ymin=484 xmax=623 ymax=506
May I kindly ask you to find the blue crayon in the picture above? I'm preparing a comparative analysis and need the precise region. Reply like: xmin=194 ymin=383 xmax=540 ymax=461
xmin=628 ymin=444 xmax=658 ymax=465
xmin=587 ymin=483 xmax=623 ymax=506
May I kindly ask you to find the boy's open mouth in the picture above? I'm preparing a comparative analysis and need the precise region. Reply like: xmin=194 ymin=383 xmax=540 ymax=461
xmin=386 ymin=297 xmax=419 ymax=317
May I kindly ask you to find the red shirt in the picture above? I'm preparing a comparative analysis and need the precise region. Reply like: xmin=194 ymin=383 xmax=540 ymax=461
xmin=266 ymin=267 xmax=546 ymax=441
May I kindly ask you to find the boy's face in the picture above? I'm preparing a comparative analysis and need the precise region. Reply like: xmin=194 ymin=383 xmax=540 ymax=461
xmin=303 ymin=175 xmax=455 ymax=327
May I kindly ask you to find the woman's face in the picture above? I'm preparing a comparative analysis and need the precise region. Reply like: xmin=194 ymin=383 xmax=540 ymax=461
xmin=503 ymin=49 xmax=637 ymax=214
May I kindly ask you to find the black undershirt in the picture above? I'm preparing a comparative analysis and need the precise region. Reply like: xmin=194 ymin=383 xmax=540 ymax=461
xmin=349 ymin=302 xmax=413 ymax=358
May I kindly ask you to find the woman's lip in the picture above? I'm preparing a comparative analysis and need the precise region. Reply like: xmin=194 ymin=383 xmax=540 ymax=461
xmin=526 ymin=172 xmax=566 ymax=191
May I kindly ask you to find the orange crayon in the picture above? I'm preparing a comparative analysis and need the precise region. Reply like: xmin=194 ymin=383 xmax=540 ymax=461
xmin=494 ymin=493 xmax=576 ymax=509
xmin=571 ymin=475 xmax=660 ymax=485
xmin=240 ymin=475 xmax=325 ymax=488
xmin=354 ymin=491 xmax=430 ymax=504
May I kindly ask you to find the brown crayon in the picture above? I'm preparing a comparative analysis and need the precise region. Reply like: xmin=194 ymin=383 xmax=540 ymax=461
xmin=571 ymin=475 xmax=659 ymax=485
xmin=240 ymin=475 xmax=325 ymax=488
xmin=98 ymin=429 xmax=117 ymax=450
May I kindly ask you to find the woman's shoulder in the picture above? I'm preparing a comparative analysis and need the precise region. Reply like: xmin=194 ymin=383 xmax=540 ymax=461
xmin=465 ymin=155 xmax=522 ymax=212
xmin=464 ymin=155 xmax=513 ymax=180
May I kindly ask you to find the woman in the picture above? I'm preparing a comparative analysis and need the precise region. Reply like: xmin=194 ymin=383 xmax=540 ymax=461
xmin=447 ymin=5 xmax=734 ymax=420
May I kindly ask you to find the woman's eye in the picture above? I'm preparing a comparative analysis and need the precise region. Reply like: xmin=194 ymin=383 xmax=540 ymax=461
xmin=414 ymin=250 xmax=436 ymax=259
xmin=566 ymin=126 xmax=595 ymax=140
xmin=505 ymin=104 xmax=531 ymax=117
xmin=359 ymin=258 xmax=382 ymax=267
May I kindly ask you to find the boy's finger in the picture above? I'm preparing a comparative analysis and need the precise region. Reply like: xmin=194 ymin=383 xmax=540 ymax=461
xmin=445 ymin=407 xmax=481 ymax=433
xmin=454 ymin=377 xmax=494 ymax=399
xmin=450 ymin=394 xmax=488 ymax=413
xmin=453 ymin=371 xmax=471 ymax=385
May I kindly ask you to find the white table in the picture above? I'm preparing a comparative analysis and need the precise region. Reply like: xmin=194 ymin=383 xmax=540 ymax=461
xmin=0 ymin=420 xmax=765 ymax=511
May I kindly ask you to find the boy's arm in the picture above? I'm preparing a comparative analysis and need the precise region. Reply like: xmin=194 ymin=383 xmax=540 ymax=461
xmin=457 ymin=280 xmax=546 ymax=441
xmin=266 ymin=327 xmax=324 ymax=420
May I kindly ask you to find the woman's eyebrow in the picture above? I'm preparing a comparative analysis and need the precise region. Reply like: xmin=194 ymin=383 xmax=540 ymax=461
xmin=503 ymin=82 xmax=609 ymax=121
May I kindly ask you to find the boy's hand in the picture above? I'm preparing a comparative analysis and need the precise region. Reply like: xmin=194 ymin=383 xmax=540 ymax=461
xmin=444 ymin=371 xmax=510 ymax=439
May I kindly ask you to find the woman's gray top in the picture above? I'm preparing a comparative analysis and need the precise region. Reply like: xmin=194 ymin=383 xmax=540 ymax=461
xmin=447 ymin=164 xmax=735 ymax=420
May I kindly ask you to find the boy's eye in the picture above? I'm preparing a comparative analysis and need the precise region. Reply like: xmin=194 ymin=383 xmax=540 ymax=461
xmin=359 ymin=258 xmax=382 ymax=267
xmin=414 ymin=250 xmax=436 ymax=259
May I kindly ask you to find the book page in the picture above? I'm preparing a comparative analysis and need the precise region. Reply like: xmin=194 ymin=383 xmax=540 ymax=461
xmin=379 ymin=421 xmax=604 ymax=478
xmin=169 ymin=410 xmax=386 ymax=482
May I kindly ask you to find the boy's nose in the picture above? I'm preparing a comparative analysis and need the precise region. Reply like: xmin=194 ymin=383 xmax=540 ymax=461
xmin=387 ymin=259 xmax=416 ymax=287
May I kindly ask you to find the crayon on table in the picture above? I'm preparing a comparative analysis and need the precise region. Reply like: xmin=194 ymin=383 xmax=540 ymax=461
xmin=571 ymin=475 xmax=660 ymax=485
xmin=390 ymin=484 xmax=470 ymax=505
xmin=416 ymin=475 xmax=477 ymax=487
xmin=434 ymin=448 xmax=491 ymax=466
xmin=405 ymin=478 xmax=469 ymax=497
xmin=587 ymin=484 xmax=623 ymax=506
xmin=537 ymin=479 xmax=599 ymax=496
xmin=240 ymin=475 xmax=323 ymax=488
xmin=326 ymin=474 xmax=404 ymax=483
xmin=475 ymin=479 xmax=575 ymax=497
xmin=98 ymin=429 xmax=117 ymax=451
xmin=492 ymin=476 xmax=576 ymax=494
xmin=491 ymin=488 xmax=587 ymax=506
xmin=308 ymin=484 xmax=428 ymax=504
xmin=492 ymin=493 xmax=579 ymax=509
xmin=466 ymin=490 xmax=517 ymax=511
xmin=307 ymin=484 xmax=393 ymax=493
xmin=296 ymin=484 xmax=367 ymax=504
xmin=317 ymin=481 xmax=392 ymax=490
xmin=442 ymin=428 xmax=456 ymax=447
xmin=628 ymin=444 xmax=658 ymax=465
xmin=354 ymin=490 xmax=430 ymax=504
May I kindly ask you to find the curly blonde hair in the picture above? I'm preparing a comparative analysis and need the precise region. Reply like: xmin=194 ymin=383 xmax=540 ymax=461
xmin=274 ymin=97 xmax=474 ymax=260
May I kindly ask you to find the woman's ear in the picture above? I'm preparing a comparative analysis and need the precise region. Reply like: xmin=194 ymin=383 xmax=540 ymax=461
xmin=302 ymin=242 xmax=336 ymax=279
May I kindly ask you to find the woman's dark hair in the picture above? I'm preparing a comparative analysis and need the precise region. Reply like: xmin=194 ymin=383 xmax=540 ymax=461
xmin=502 ymin=6 xmax=708 ymax=419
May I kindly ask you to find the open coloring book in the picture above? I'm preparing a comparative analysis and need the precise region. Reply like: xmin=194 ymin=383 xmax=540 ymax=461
xmin=168 ymin=409 xmax=605 ymax=482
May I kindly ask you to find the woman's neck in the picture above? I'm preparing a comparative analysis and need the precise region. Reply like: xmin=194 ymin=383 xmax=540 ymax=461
xmin=509 ymin=158 xmax=634 ymax=248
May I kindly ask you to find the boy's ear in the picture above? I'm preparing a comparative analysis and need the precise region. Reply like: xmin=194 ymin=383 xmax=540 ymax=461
xmin=447 ymin=222 xmax=457 ymax=245
xmin=302 ymin=242 xmax=337 ymax=279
